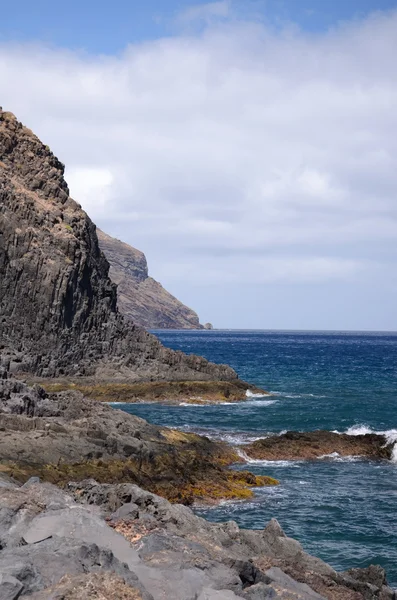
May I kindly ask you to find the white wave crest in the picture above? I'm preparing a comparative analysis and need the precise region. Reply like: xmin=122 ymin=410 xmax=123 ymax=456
xmin=340 ymin=425 xmax=397 ymax=463
xmin=236 ymin=448 xmax=299 ymax=467
xmin=318 ymin=452 xmax=362 ymax=463
xmin=245 ymin=389 xmax=269 ymax=398
xmin=243 ymin=399 xmax=277 ymax=407
xmin=269 ymin=391 xmax=326 ymax=399
xmin=318 ymin=452 xmax=340 ymax=459
xmin=178 ymin=425 xmax=269 ymax=445
xmin=345 ymin=425 xmax=374 ymax=436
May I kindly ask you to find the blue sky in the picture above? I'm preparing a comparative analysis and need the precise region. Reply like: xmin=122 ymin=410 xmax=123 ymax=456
xmin=1 ymin=2 xmax=397 ymax=330
xmin=2 ymin=0 xmax=397 ymax=51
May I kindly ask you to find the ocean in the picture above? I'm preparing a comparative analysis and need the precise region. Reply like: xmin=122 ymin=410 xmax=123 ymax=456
xmin=115 ymin=330 xmax=397 ymax=587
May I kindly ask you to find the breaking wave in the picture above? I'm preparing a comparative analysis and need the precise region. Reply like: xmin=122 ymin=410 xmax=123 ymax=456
xmin=236 ymin=448 xmax=301 ymax=467
xmin=245 ymin=389 xmax=269 ymax=398
xmin=334 ymin=425 xmax=397 ymax=463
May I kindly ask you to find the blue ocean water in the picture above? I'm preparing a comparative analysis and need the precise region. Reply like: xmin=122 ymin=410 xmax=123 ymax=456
xmin=116 ymin=330 xmax=397 ymax=586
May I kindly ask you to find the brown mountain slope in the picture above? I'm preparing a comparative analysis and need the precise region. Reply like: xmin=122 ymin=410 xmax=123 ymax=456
xmin=97 ymin=229 xmax=203 ymax=330
xmin=0 ymin=108 xmax=235 ymax=383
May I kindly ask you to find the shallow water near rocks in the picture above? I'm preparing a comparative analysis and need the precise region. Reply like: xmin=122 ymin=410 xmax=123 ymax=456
xmin=116 ymin=330 xmax=397 ymax=586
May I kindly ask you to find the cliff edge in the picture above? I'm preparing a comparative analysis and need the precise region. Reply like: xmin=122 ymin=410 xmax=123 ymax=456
xmin=97 ymin=229 xmax=204 ymax=330
xmin=0 ymin=109 xmax=234 ymax=382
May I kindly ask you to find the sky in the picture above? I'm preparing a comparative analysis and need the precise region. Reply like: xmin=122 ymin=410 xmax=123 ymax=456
xmin=1 ymin=0 xmax=397 ymax=330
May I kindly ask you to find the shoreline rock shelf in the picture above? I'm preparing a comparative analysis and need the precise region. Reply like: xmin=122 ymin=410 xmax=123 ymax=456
xmin=25 ymin=379 xmax=270 ymax=405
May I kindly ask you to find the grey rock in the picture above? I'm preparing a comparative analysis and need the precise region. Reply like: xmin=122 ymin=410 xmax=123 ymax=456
xmin=197 ymin=589 xmax=242 ymax=599
xmin=343 ymin=564 xmax=387 ymax=588
xmin=22 ymin=506 xmax=140 ymax=569
xmin=132 ymin=563 xmax=213 ymax=600
xmin=0 ymin=538 xmax=149 ymax=598
xmin=264 ymin=567 xmax=326 ymax=599
xmin=0 ymin=474 xmax=19 ymax=489
xmin=22 ymin=477 xmax=41 ymax=488
xmin=0 ymin=482 xmax=76 ymax=549
xmin=0 ymin=479 xmax=395 ymax=599
xmin=242 ymin=583 xmax=277 ymax=599
xmin=111 ymin=502 xmax=140 ymax=521
xmin=0 ymin=574 xmax=23 ymax=600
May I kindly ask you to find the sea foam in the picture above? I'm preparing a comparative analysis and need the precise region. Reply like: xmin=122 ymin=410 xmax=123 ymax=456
xmin=245 ymin=389 xmax=269 ymax=398
xmin=340 ymin=425 xmax=397 ymax=463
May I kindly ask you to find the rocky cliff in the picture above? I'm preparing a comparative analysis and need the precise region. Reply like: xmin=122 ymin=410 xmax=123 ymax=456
xmin=0 ymin=108 xmax=234 ymax=382
xmin=97 ymin=229 xmax=203 ymax=330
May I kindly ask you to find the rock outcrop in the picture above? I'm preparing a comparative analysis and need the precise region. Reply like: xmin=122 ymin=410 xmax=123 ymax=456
xmin=244 ymin=430 xmax=395 ymax=461
xmin=97 ymin=229 xmax=204 ymax=330
xmin=0 ymin=371 xmax=276 ymax=504
xmin=0 ymin=108 xmax=234 ymax=382
xmin=0 ymin=476 xmax=394 ymax=599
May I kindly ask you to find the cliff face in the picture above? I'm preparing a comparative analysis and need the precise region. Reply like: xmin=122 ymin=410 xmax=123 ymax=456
xmin=0 ymin=109 xmax=235 ymax=382
xmin=97 ymin=230 xmax=203 ymax=330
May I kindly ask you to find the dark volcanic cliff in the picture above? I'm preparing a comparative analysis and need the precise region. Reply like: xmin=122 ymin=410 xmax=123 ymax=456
xmin=97 ymin=229 xmax=203 ymax=330
xmin=0 ymin=109 xmax=235 ymax=382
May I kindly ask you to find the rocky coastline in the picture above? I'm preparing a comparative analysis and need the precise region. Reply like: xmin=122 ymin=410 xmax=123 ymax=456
xmin=1 ymin=472 xmax=395 ymax=599
xmin=1 ymin=371 xmax=396 ymax=598
xmin=1 ymin=109 xmax=396 ymax=598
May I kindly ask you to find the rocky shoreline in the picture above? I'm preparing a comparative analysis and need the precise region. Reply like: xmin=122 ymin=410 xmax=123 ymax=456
xmin=1 ymin=475 xmax=395 ymax=599
xmin=1 ymin=109 xmax=396 ymax=599
xmin=0 ymin=370 xmax=278 ymax=505
xmin=1 ymin=372 xmax=396 ymax=598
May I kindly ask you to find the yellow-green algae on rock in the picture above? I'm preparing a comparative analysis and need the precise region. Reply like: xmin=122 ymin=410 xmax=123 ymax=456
xmin=32 ymin=379 xmax=269 ymax=404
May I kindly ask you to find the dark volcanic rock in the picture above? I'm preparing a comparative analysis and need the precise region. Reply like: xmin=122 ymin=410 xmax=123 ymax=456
xmin=0 ymin=108 xmax=234 ymax=382
xmin=0 ymin=374 xmax=274 ymax=504
xmin=245 ymin=430 xmax=394 ymax=461
xmin=98 ymin=229 xmax=204 ymax=330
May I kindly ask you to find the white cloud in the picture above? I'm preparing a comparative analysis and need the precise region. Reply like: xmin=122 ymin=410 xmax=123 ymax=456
xmin=66 ymin=167 xmax=114 ymax=213
xmin=160 ymin=256 xmax=365 ymax=285
xmin=0 ymin=7 xmax=396 ymax=327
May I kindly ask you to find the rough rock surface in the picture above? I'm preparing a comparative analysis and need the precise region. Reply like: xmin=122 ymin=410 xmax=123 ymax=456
xmin=98 ymin=229 xmax=204 ymax=330
xmin=0 ymin=477 xmax=394 ymax=599
xmin=0 ymin=108 xmax=235 ymax=382
xmin=0 ymin=373 xmax=276 ymax=504
xmin=245 ymin=430 xmax=394 ymax=461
